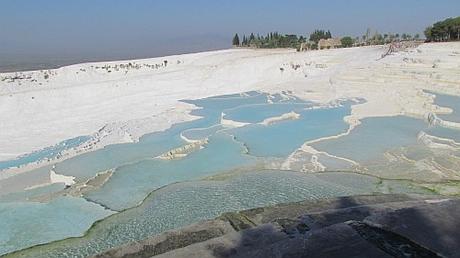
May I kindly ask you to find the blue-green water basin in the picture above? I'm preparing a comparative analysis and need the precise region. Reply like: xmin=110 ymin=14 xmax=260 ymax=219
xmin=5 ymin=170 xmax=430 ymax=258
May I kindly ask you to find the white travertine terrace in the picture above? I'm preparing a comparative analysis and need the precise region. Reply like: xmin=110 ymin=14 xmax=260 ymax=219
xmin=1 ymin=42 xmax=459 ymax=172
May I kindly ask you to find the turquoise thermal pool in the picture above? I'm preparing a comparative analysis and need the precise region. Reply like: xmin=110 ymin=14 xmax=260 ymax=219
xmin=2 ymin=91 xmax=460 ymax=257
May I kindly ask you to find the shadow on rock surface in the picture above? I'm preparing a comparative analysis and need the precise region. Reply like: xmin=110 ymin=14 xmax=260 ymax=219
xmin=212 ymin=196 xmax=455 ymax=258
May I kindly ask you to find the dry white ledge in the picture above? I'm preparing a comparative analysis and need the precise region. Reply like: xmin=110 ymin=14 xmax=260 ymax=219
xmin=1 ymin=42 xmax=460 ymax=175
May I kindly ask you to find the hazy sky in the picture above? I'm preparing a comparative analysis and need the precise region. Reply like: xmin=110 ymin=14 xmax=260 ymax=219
xmin=1 ymin=0 xmax=459 ymax=67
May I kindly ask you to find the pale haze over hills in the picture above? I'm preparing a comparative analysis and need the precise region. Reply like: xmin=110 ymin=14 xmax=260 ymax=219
xmin=1 ymin=0 xmax=459 ymax=71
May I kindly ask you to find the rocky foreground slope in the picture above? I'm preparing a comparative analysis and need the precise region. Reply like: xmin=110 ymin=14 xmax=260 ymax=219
xmin=94 ymin=194 xmax=459 ymax=258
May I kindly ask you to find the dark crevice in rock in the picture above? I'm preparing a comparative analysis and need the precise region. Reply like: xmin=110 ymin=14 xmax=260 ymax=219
xmin=142 ymin=230 xmax=225 ymax=257
xmin=239 ymin=207 xmax=265 ymax=218
xmin=271 ymin=217 xmax=310 ymax=237
xmin=347 ymin=221 xmax=443 ymax=258
xmin=94 ymin=229 xmax=228 ymax=258
xmin=219 ymin=212 xmax=257 ymax=231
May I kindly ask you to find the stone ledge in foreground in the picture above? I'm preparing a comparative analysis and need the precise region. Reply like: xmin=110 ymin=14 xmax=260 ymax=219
xmin=93 ymin=194 xmax=459 ymax=258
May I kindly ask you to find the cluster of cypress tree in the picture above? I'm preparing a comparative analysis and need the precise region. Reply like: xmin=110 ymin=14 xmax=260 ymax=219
xmin=231 ymin=24 xmax=434 ymax=51
xmin=308 ymin=30 xmax=332 ymax=43
xmin=232 ymin=30 xmax=338 ymax=50
xmin=424 ymin=16 xmax=460 ymax=42
xmin=233 ymin=32 xmax=306 ymax=49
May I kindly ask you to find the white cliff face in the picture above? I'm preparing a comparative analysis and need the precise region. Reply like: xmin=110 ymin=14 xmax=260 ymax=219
xmin=0 ymin=43 xmax=459 ymax=163
xmin=259 ymin=111 xmax=300 ymax=126
xmin=427 ymin=112 xmax=460 ymax=130
xmin=157 ymin=139 xmax=209 ymax=160
xmin=417 ymin=131 xmax=460 ymax=150
xmin=50 ymin=168 xmax=75 ymax=186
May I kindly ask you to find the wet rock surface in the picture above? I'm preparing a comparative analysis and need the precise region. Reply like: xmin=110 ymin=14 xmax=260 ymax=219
xmin=93 ymin=194 xmax=460 ymax=258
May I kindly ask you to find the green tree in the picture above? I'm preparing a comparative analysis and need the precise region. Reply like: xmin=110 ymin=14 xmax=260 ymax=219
xmin=424 ymin=26 xmax=433 ymax=41
xmin=424 ymin=17 xmax=460 ymax=42
xmin=309 ymin=29 xmax=332 ymax=43
xmin=341 ymin=36 xmax=354 ymax=48
xmin=232 ymin=34 xmax=240 ymax=46
xmin=383 ymin=34 xmax=388 ymax=43
xmin=372 ymin=33 xmax=384 ymax=44
xmin=242 ymin=35 xmax=248 ymax=46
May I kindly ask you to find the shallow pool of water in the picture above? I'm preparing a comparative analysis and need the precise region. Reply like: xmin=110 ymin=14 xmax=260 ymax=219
xmin=0 ymin=196 xmax=113 ymax=256
xmin=229 ymin=102 xmax=352 ymax=157
xmin=311 ymin=116 xmax=427 ymax=164
xmin=0 ymin=136 xmax=90 ymax=171
xmin=0 ymin=166 xmax=53 ymax=196
xmin=84 ymin=132 xmax=256 ymax=211
xmin=1 ymin=92 xmax=447 ymax=257
xmin=223 ymin=102 xmax=312 ymax=124
xmin=0 ymin=183 xmax=65 ymax=203
xmin=10 ymin=170 xmax=426 ymax=258
xmin=53 ymin=92 xmax=271 ymax=181
xmin=431 ymin=91 xmax=460 ymax=123
xmin=181 ymin=125 xmax=226 ymax=141
xmin=425 ymin=126 xmax=460 ymax=143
